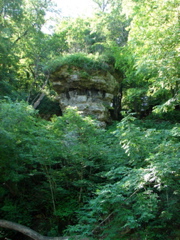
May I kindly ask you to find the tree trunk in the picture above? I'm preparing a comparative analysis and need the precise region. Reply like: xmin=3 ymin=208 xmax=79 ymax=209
xmin=33 ymin=92 xmax=45 ymax=109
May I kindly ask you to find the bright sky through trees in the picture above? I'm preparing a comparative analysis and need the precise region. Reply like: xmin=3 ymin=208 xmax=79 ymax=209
xmin=54 ymin=0 xmax=96 ymax=17
xmin=42 ymin=0 xmax=96 ymax=33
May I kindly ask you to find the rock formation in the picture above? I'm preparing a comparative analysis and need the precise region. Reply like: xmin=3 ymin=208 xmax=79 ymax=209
xmin=50 ymin=65 xmax=120 ymax=126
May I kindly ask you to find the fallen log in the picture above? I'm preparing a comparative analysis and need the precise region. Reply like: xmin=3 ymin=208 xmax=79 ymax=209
xmin=0 ymin=220 xmax=83 ymax=240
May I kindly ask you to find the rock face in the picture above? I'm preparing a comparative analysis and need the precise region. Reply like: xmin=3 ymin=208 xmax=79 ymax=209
xmin=50 ymin=65 xmax=120 ymax=125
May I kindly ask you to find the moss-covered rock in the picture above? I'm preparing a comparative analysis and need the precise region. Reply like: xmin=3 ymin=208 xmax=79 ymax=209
xmin=49 ymin=54 xmax=121 ymax=126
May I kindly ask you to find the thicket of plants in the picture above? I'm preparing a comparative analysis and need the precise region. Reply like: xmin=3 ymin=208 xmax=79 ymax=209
xmin=0 ymin=101 xmax=179 ymax=239
xmin=0 ymin=0 xmax=179 ymax=239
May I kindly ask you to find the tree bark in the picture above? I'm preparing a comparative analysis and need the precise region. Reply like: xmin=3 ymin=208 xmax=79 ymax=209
xmin=0 ymin=220 xmax=69 ymax=240
xmin=31 ymin=77 xmax=49 ymax=109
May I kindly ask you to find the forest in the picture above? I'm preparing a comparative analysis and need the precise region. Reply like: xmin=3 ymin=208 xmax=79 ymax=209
xmin=0 ymin=0 xmax=180 ymax=239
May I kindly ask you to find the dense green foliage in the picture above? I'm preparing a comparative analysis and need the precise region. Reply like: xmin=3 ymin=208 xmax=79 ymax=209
xmin=0 ymin=102 xmax=179 ymax=239
xmin=112 ymin=0 xmax=180 ymax=118
xmin=0 ymin=0 xmax=180 ymax=239
xmin=67 ymin=116 xmax=180 ymax=239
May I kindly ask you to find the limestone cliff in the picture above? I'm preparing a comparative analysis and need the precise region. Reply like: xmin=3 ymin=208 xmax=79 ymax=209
xmin=50 ymin=64 xmax=120 ymax=126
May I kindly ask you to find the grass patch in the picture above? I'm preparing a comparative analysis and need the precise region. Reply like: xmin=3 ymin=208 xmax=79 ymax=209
xmin=46 ymin=53 xmax=112 ymax=73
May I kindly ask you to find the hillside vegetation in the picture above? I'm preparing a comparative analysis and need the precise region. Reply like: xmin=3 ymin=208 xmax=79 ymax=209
xmin=0 ymin=0 xmax=179 ymax=239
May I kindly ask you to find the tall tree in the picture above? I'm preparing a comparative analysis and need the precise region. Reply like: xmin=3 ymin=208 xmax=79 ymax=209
xmin=127 ymin=0 xmax=180 ymax=113
xmin=0 ymin=0 xmax=54 ymax=100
